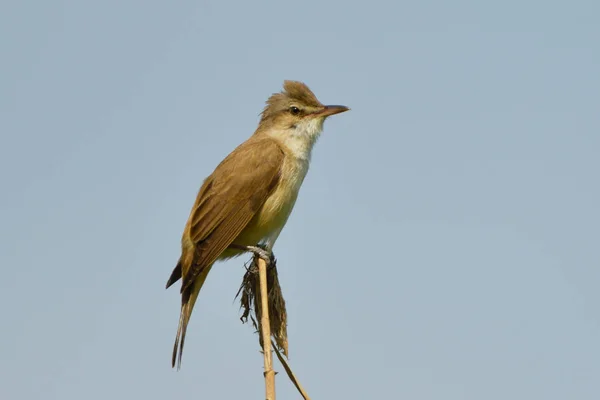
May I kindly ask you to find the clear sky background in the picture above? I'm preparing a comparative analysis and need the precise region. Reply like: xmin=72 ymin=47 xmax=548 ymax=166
xmin=1 ymin=1 xmax=599 ymax=399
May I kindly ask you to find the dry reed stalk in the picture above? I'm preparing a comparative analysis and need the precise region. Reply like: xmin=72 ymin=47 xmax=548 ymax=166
xmin=236 ymin=252 xmax=310 ymax=400
xmin=257 ymin=257 xmax=276 ymax=399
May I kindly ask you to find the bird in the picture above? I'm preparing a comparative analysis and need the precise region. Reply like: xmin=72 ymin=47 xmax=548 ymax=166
xmin=166 ymin=80 xmax=349 ymax=369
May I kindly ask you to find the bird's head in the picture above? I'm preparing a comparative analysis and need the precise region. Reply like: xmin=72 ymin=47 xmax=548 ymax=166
xmin=257 ymin=81 xmax=349 ymax=150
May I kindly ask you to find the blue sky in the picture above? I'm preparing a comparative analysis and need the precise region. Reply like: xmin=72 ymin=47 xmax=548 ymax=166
xmin=1 ymin=1 xmax=599 ymax=399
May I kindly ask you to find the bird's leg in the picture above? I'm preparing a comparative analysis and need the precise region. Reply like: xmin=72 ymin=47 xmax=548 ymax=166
xmin=230 ymin=243 xmax=276 ymax=268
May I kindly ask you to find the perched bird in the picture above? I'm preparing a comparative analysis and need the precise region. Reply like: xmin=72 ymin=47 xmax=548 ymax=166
xmin=166 ymin=80 xmax=349 ymax=368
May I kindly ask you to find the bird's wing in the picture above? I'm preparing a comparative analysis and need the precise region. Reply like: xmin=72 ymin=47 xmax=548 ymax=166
xmin=180 ymin=137 xmax=284 ymax=292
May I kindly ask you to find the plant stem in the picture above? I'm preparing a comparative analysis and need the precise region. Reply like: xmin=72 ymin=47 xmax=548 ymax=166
xmin=258 ymin=257 xmax=276 ymax=400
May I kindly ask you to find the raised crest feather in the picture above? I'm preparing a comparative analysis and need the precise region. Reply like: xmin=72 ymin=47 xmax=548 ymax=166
xmin=260 ymin=81 xmax=323 ymax=122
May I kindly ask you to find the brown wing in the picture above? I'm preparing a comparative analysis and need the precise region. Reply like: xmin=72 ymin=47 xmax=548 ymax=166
xmin=180 ymin=137 xmax=284 ymax=293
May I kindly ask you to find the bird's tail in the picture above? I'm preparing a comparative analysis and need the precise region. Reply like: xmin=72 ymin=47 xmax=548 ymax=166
xmin=171 ymin=264 xmax=213 ymax=369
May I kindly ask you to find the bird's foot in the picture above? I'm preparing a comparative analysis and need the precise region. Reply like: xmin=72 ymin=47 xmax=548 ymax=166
xmin=231 ymin=244 xmax=276 ymax=268
xmin=247 ymin=245 xmax=277 ymax=269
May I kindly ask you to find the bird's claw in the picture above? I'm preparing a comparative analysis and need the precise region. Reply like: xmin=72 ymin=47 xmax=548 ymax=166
xmin=245 ymin=245 xmax=269 ymax=261
xmin=229 ymin=243 xmax=276 ymax=268
xmin=242 ymin=245 xmax=276 ymax=269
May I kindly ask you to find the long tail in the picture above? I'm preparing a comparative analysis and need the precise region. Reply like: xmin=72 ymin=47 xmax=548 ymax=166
xmin=171 ymin=264 xmax=213 ymax=369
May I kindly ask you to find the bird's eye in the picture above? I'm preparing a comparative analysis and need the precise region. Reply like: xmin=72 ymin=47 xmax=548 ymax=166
xmin=289 ymin=106 xmax=301 ymax=115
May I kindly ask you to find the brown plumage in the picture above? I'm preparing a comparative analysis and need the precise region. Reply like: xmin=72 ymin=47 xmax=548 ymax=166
xmin=166 ymin=81 xmax=349 ymax=369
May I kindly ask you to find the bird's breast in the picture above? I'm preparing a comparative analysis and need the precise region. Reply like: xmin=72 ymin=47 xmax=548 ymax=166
xmin=238 ymin=156 xmax=309 ymax=245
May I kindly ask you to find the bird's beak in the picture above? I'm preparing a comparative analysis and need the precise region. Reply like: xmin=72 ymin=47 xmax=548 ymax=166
xmin=314 ymin=105 xmax=350 ymax=118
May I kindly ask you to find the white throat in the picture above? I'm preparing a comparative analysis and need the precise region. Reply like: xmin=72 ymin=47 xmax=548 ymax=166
xmin=269 ymin=118 xmax=324 ymax=161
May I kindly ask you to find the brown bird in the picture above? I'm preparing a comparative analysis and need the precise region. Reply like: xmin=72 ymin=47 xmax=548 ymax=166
xmin=166 ymin=81 xmax=349 ymax=369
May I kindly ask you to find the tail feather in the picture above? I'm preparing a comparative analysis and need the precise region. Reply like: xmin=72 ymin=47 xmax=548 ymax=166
xmin=172 ymin=295 xmax=191 ymax=369
xmin=171 ymin=264 xmax=213 ymax=369
xmin=172 ymin=306 xmax=184 ymax=368
xmin=166 ymin=260 xmax=182 ymax=289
